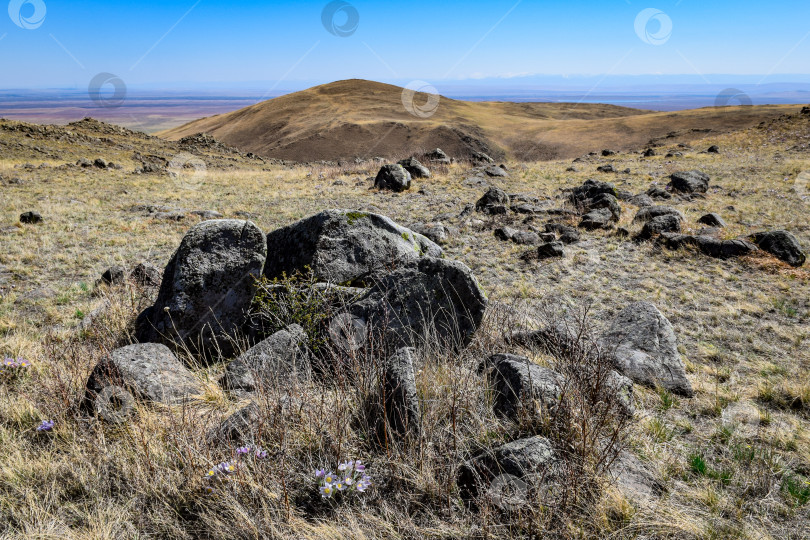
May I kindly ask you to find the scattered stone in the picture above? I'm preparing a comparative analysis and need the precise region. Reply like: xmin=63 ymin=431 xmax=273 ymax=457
xmin=646 ymin=187 xmax=671 ymax=200
xmin=411 ymin=222 xmax=450 ymax=245
xmin=632 ymin=206 xmax=684 ymax=224
xmin=77 ymin=158 xmax=92 ymax=168
xmin=99 ymin=265 xmax=126 ymax=285
xmin=697 ymin=213 xmax=727 ymax=228
xmin=94 ymin=385 xmax=137 ymax=424
xmin=643 ymin=148 xmax=656 ymax=157
xmin=398 ymin=158 xmax=431 ymax=179
xmin=603 ymin=301 xmax=693 ymax=397
xmin=629 ymin=194 xmax=654 ymax=207
xmin=130 ymin=262 xmax=161 ymax=287
xmin=580 ymin=208 xmax=616 ymax=230
xmin=569 ymin=179 xmax=617 ymax=203
xmin=152 ymin=211 xmax=186 ymax=221
xmin=85 ymin=343 xmax=203 ymax=410
xmin=597 ymin=164 xmax=616 ymax=173
xmin=383 ymin=347 xmax=421 ymax=436
xmin=707 ymin=145 xmax=720 ymax=154
xmin=669 ymin=170 xmax=709 ymax=194
xmin=191 ymin=210 xmax=223 ymax=220
xmin=749 ymin=230 xmax=806 ymax=267
xmin=93 ymin=158 xmax=109 ymax=169
xmin=541 ymin=223 xmax=577 ymax=245
xmin=582 ymin=193 xmax=621 ymax=221
xmin=602 ymin=149 xmax=617 ymax=156
xmin=537 ymin=241 xmax=565 ymax=259
xmin=482 ymin=353 xmax=564 ymax=421
xmin=220 ymin=324 xmax=310 ymax=395
xmin=458 ymin=436 xmax=558 ymax=500
xmin=263 ymin=210 xmax=442 ymax=286
xmin=375 ymin=164 xmax=412 ymax=192
xmin=425 ymin=148 xmax=451 ymax=164
xmin=610 ymin=451 xmax=662 ymax=500
xmin=636 ymin=214 xmax=682 ymax=240
xmin=135 ymin=220 xmax=267 ymax=359
xmin=471 ymin=151 xmax=495 ymax=164
xmin=495 ymin=227 xmax=540 ymax=245
xmin=659 ymin=233 xmax=757 ymax=259
xmin=476 ymin=187 xmax=510 ymax=213
xmin=19 ymin=211 xmax=42 ymax=224
xmin=483 ymin=165 xmax=508 ymax=178
xmin=608 ymin=370 xmax=636 ymax=417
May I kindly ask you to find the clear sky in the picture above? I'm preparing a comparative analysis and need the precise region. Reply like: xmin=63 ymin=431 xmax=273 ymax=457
xmin=1 ymin=0 xmax=808 ymax=89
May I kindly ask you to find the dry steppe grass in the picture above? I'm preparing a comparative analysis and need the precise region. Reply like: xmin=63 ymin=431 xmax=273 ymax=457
xmin=1 ymin=109 xmax=809 ymax=538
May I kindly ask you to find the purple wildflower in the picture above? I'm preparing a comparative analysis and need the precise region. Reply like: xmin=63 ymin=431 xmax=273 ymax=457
xmin=254 ymin=448 xmax=268 ymax=460
xmin=36 ymin=420 xmax=54 ymax=432
xmin=315 ymin=468 xmax=326 ymax=478
xmin=236 ymin=446 xmax=251 ymax=456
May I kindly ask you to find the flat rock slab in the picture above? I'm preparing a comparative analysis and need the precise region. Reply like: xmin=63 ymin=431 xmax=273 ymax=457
xmin=85 ymin=343 xmax=203 ymax=407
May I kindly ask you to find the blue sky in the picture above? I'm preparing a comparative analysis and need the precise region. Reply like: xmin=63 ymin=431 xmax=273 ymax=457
xmin=1 ymin=0 xmax=808 ymax=89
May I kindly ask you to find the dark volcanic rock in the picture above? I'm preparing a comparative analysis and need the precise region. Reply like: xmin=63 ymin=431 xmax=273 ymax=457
xmin=476 ymin=187 xmax=510 ymax=213
xmin=263 ymin=210 xmax=442 ymax=286
xmin=669 ymin=170 xmax=709 ymax=194
xmin=580 ymin=208 xmax=616 ymax=230
xmin=135 ymin=220 xmax=267 ymax=359
xmin=220 ymin=324 xmax=310 ymax=394
xmin=537 ymin=241 xmax=565 ymax=259
xmin=659 ymin=233 xmax=757 ymax=259
xmin=383 ymin=347 xmax=421 ymax=436
xmin=458 ymin=436 xmax=558 ymax=500
xmin=350 ymin=256 xmax=487 ymax=349
xmin=749 ymin=230 xmax=806 ymax=267
xmin=20 ymin=211 xmax=43 ymax=224
xmin=482 ymin=353 xmax=564 ymax=421
xmin=633 ymin=205 xmax=684 ymax=224
xmin=397 ymin=158 xmax=431 ymax=179
xmin=375 ymin=164 xmax=412 ymax=192
xmin=697 ymin=213 xmax=727 ymax=228
xmin=636 ymin=214 xmax=682 ymax=241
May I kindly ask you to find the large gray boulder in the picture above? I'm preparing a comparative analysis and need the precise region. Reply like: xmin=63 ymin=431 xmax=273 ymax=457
xmin=603 ymin=302 xmax=693 ymax=397
xmin=375 ymin=164 xmax=412 ymax=192
xmin=482 ymin=354 xmax=564 ymax=421
xmin=749 ymin=230 xmax=806 ymax=267
xmin=350 ymin=256 xmax=487 ymax=349
xmin=458 ymin=436 xmax=558 ymax=500
xmin=263 ymin=210 xmax=443 ymax=286
xmin=135 ymin=220 xmax=267 ymax=359
xmin=579 ymin=207 xmax=616 ymax=230
xmin=220 ymin=324 xmax=310 ymax=394
xmin=668 ymin=170 xmax=709 ymax=193
xmin=85 ymin=343 xmax=203 ymax=415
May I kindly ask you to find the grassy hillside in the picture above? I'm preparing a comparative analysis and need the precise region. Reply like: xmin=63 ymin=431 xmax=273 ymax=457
xmin=1 ymin=109 xmax=809 ymax=538
xmin=160 ymin=79 xmax=797 ymax=162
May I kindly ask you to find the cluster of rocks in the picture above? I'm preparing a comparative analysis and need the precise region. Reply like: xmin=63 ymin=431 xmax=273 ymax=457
xmin=87 ymin=211 xmax=488 ymax=424
xmin=458 ymin=300 xmax=688 ymax=501
xmin=77 ymin=157 xmax=121 ymax=170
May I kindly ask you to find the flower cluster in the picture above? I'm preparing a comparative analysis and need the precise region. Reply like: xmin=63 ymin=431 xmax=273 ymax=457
xmin=36 ymin=420 xmax=54 ymax=432
xmin=204 ymin=445 xmax=269 ymax=494
xmin=1 ymin=357 xmax=29 ymax=382
xmin=316 ymin=459 xmax=371 ymax=499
